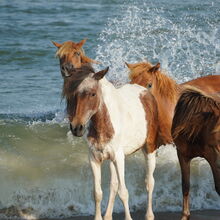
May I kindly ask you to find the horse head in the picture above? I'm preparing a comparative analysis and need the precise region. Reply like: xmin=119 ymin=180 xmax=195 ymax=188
xmin=63 ymin=66 xmax=109 ymax=136
xmin=126 ymin=61 xmax=160 ymax=89
xmin=52 ymin=39 xmax=99 ymax=77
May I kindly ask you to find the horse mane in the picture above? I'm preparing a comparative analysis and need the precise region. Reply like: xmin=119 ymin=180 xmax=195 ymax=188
xmin=129 ymin=62 xmax=152 ymax=79
xmin=56 ymin=41 xmax=95 ymax=64
xmin=62 ymin=65 xmax=95 ymax=99
xmin=172 ymin=86 xmax=220 ymax=142
xmin=129 ymin=62 xmax=179 ymax=102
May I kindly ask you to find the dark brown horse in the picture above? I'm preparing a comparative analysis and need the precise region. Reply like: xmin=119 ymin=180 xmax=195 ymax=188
xmin=52 ymin=39 xmax=99 ymax=77
xmin=171 ymin=86 xmax=220 ymax=220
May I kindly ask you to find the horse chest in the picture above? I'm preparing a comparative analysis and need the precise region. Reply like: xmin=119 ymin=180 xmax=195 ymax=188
xmin=89 ymin=143 xmax=115 ymax=162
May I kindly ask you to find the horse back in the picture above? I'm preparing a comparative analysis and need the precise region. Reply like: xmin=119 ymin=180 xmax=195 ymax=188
xmin=182 ymin=75 xmax=220 ymax=94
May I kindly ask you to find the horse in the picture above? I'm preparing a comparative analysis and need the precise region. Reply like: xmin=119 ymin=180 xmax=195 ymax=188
xmin=62 ymin=65 xmax=159 ymax=220
xmin=127 ymin=61 xmax=220 ymax=142
xmin=171 ymin=86 xmax=220 ymax=220
xmin=126 ymin=61 xmax=220 ymax=218
xmin=52 ymin=39 xmax=98 ymax=77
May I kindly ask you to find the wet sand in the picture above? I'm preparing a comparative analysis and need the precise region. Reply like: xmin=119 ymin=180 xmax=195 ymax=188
xmin=42 ymin=210 xmax=220 ymax=220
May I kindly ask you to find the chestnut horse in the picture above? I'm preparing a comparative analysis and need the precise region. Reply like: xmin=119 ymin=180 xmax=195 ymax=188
xmin=52 ymin=39 xmax=98 ymax=77
xmin=171 ymin=86 xmax=220 ymax=220
xmin=127 ymin=61 xmax=220 ymax=218
xmin=62 ymin=65 xmax=159 ymax=220
xmin=127 ymin=61 xmax=220 ymax=145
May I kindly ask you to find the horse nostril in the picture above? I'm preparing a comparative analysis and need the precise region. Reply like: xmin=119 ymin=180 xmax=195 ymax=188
xmin=76 ymin=124 xmax=83 ymax=133
xmin=65 ymin=63 xmax=74 ymax=71
xmin=79 ymin=124 xmax=83 ymax=131
xmin=69 ymin=123 xmax=85 ymax=137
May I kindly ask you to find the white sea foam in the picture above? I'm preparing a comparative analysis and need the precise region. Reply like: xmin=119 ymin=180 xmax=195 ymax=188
xmin=95 ymin=4 xmax=220 ymax=84
xmin=0 ymin=145 xmax=219 ymax=218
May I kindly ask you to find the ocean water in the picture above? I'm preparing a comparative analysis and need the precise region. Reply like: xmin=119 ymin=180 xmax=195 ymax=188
xmin=0 ymin=0 xmax=220 ymax=219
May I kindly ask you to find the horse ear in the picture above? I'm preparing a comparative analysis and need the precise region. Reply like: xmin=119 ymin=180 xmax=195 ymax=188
xmin=76 ymin=39 xmax=87 ymax=48
xmin=125 ymin=62 xmax=136 ymax=69
xmin=125 ymin=62 xmax=130 ymax=68
xmin=93 ymin=67 xmax=109 ymax=80
xmin=149 ymin=63 xmax=160 ymax=73
xmin=125 ymin=62 xmax=142 ymax=70
xmin=52 ymin=41 xmax=62 ymax=48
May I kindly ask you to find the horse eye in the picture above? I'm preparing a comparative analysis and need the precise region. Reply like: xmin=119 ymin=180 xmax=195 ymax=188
xmin=91 ymin=93 xmax=96 ymax=97
xmin=147 ymin=83 xmax=152 ymax=89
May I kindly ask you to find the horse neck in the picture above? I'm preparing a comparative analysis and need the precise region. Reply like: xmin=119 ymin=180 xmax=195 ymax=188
xmin=87 ymin=78 xmax=115 ymax=149
xmin=81 ymin=62 xmax=93 ymax=69
xmin=152 ymin=72 xmax=180 ymax=144
xmin=154 ymin=71 xmax=179 ymax=102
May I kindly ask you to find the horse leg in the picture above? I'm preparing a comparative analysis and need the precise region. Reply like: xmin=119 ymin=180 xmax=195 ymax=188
xmin=114 ymin=150 xmax=132 ymax=220
xmin=204 ymin=150 xmax=220 ymax=196
xmin=90 ymin=155 xmax=103 ymax=220
xmin=142 ymin=150 xmax=156 ymax=220
xmin=104 ymin=161 xmax=119 ymax=220
xmin=177 ymin=150 xmax=191 ymax=220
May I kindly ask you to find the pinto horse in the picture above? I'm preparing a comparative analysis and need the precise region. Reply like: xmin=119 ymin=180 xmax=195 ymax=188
xmin=62 ymin=65 xmax=159 ymax=220
xmin=52 ymin=39 xmax=98 ymax=77
xmin=171 ymin=86 xmax=220 ymax=220
xmin=126 ymin=61 xmax=220 ymax=218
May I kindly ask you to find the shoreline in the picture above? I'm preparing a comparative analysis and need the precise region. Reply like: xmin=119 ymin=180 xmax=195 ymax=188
xmin=41 ymin=210 xmax=220 ymax=220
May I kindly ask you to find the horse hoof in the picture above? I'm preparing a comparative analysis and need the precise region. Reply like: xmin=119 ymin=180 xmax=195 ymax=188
xmin=145 ymin=214 xmax=154 ymax=220
xmin=103 ymin=215 xmax=112 ymax=220
xmin=181 ymin=215 xmax=190 ymax=220
xmin=94 ymin=216 xmax=103 ymax=220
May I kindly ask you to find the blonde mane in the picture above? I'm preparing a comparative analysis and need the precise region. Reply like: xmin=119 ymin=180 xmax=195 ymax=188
xmin=56 ymin=41 xmax=95 ymax=64
xmin=129 ymin=62 xmax=179 ymax=102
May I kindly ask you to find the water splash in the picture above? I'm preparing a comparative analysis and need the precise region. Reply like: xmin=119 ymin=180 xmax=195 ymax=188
xmin=95 ymin=3 xmax=220 ymax=84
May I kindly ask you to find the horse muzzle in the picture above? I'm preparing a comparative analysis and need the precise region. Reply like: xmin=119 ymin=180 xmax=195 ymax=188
xmin=70 ymin=123 xmax=85 ymax=137
xmin=61 ymin=63 xmax=75 ymax=77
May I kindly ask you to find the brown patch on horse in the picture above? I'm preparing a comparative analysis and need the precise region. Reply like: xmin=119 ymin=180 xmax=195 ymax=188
xmin=87 ymin=102 xmax=115 ymax=151
xmin=128 ymin=61 xmax=179 ymax=102
xmin=172 ymin=86 xmax=220 ymax=142
xmin=139 ymin=90 xmax=159 ymax=153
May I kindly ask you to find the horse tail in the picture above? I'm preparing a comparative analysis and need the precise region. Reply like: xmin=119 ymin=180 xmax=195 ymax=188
xmin=171 ymin=86 xmax=220 ymax=142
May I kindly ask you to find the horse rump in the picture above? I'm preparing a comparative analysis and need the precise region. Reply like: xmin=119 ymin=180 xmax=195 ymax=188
xmin=171 ymin=86 xmax=220 ymax=142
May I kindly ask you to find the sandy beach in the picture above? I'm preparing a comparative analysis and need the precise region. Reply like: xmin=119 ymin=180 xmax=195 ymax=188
xmin=42 ymin=210 xmax=220 ymax=220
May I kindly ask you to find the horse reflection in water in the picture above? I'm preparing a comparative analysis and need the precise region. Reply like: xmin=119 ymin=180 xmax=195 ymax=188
xmin=62 ymin=65 xmax=159 ymax=220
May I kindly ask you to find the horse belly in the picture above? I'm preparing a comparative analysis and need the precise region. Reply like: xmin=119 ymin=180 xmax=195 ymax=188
xmin=119 ymin=104 xmax=147 ymax=156
xmin=105 ymin=84 xmax=148 ymax=156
